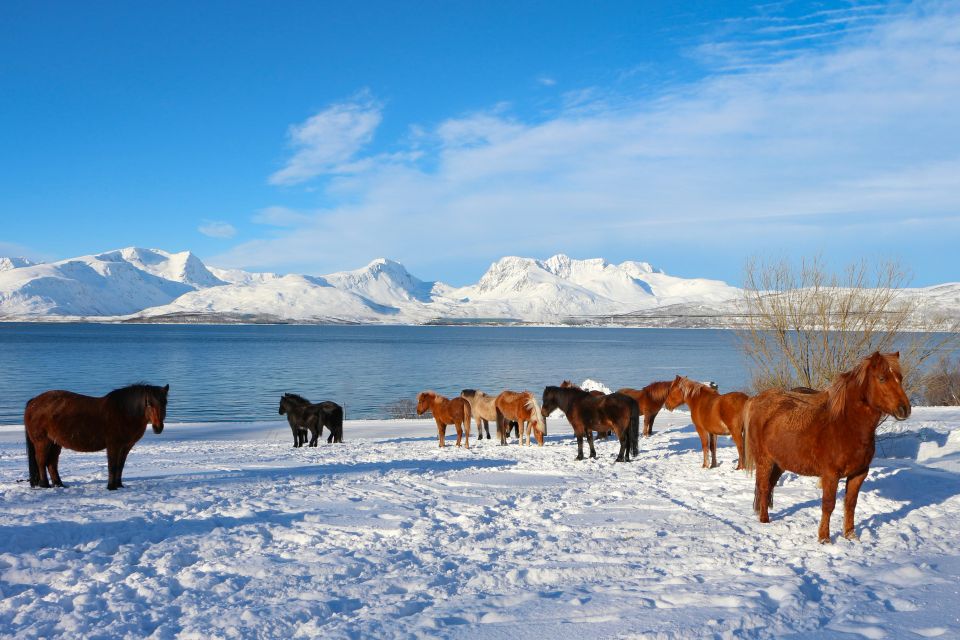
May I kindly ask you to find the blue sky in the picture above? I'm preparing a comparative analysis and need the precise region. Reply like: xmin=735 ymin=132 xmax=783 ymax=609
xmin=1 ymin=0 xmax=958 ymax=286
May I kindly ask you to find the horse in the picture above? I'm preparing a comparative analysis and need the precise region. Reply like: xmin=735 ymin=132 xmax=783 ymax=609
xmin=460 ymin=389 xmax=497 ymax=440
xmin=743 ymin=352 xmax=911 ymax=543
xmin=615 ymin=380 xmax=672 ymax=437
xmin=417 ymin=391 xmax=472 ymax=448
xmin=279 ymin=393 xmax=344 ymax=446
xmin=541 ymin=386 xmax=639 ymax=461
xmin=24 ymin=383 xmax=169 ymax=490
xmin=494 ymin=391 xmax=546 ymax=446
xmin=560 ymin=381 xmax=610 ymax=439
xmin=664 ymin=376 xmax=749 ymax=469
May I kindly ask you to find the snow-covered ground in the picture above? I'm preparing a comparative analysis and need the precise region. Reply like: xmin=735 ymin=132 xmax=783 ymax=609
xmin=1 ymin=408 xmax=959 ymax=639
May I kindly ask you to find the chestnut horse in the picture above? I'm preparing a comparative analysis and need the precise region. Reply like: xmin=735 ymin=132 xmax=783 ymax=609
xmin=417 ymin=391 xmax=472 ymax=448
xmin=494 ymin=391 xmax=546 ymax=446
xmin=24 ymin=383 xmax=169 ymax=490
xmin=743 ymin=352 xmax=911 ymax=543
xmin=541 ymin=386 xmax=639 ymax=461
xmin=616 ymin=380 xmax=672 ymax=437
xmin=664 ymin=376 xmax=749 ymax=469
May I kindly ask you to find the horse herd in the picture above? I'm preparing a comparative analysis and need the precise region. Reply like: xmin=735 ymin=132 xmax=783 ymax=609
xmin=20 ymin=351 xmax=911 ymax=542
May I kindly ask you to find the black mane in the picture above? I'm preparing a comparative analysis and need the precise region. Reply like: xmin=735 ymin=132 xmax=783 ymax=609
xmin=106 ymin=383 xmax=167 ymax=417
xmin=283 ymin=392 xmax=311 ymax=405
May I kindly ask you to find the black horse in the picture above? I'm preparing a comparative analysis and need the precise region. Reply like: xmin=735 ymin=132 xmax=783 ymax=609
xmin=278 ymin=393 xmax=344 ymax=447
xmin=541 ymin=386 xmax=639 ymax=462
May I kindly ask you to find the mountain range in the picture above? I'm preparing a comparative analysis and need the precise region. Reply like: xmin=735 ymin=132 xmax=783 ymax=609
xmin=0 ymin=247 xmax=956 ymax=326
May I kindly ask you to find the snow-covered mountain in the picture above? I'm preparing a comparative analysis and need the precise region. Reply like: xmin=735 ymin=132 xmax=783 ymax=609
xmin=0 ymin=247 xmax=955 ymax=326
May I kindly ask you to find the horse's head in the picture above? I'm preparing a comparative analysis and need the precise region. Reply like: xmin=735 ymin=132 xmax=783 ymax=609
xmin=525 ymin=393 xmax=547 ymax=443
xmin=540 ymin=386 xmax=561 ymax=417
xmin=146 ymin=384 xmax=169 ymax=434
xmin=863 ymin=351 xmax=911 ymax=420
xmin=416 ymin=391 xmax=433 ymax=416
xmin=278 ymin=395 xmax=290 ymax=415
xmin=664 ymin=376 xmax=687 ymax=411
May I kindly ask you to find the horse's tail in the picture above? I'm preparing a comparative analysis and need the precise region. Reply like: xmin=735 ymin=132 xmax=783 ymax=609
xmin=462 ymin=399 xmax=471 ymax=441
xmin=742 ymin=399 xmax=756 ymax=475
xmin=629 ymin=397 xmax=640 ymax=456
xmin=25 ymin=429 xmax=39 ymax=487
xmin=332 ymin=404 xmax=344 ymax=443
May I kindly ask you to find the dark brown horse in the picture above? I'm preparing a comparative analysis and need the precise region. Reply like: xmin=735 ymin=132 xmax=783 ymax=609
xmin=279 ymin=393 xmax=344 ymax=446
xmin=616 ymin=380 xmax=672 ymax=437
xmin=24 ymin=383 xmax=169 ymax=490
xmin=541 ymin=386 xmax=639 ymax=461
xmin=560 ymin=381 xmax=610 ymax=439
xmin=664 ymin=376 xmax=749 ymax=469
xmin=743 ymin=352 xmax=911 ymax=543
xmin=417 ymin=391 xmax=472 ymax=448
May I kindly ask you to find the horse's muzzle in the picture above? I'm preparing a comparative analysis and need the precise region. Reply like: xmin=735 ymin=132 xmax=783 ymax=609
xmin=153 ymin=423 xmax=164 ymax=434
xmin=893 ymin=404 xmax=911 ymax=421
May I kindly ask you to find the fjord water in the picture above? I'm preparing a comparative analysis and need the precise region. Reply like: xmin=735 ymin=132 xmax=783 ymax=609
xmin=0 ymin=324 xmax=747 ymax=425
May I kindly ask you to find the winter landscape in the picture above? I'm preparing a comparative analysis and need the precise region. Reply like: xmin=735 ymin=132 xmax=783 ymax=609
xmin=4 ymin=1 xmax=960 ymax=638
xmin=2 ymin=405 xmax=959 ymax=639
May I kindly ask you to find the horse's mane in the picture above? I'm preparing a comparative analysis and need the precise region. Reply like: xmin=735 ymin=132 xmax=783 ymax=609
xmin=283 ymin=392 xmax=310 ymax=405
xmin=107 ymin=383 xmax=165 ymax=417
xmin=418 ymin=390 xmax=442 ymax=401
xmin=643 ymin=380 xmax=672 ymax=403
xmin=825 ymin=353 xmax=899 ymax=419
xmin=524 ymin=392 xmax=546 ymax=434
xmin=679 ymin=377 xmax=713 ymax=400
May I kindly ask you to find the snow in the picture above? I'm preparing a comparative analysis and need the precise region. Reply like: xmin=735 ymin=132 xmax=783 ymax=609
xmin=2 ymin=407 xmax=958 ymax=638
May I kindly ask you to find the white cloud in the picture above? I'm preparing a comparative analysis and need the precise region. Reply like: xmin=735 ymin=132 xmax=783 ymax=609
xmin=198 ymin=221 xmax=237 ymax=239
xmin=215 ymin=1 xmax=960 ymax=280
xmin=537 ymin=76 xmax=557 ymax=87
xmin=268 ymin=93 xmax=383 ymax=186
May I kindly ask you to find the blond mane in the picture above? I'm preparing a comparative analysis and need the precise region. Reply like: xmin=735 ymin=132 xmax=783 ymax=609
xmin=824 ymin=353 xmax=901 ymax=419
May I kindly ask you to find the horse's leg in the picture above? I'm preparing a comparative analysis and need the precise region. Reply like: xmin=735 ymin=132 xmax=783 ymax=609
xmin=114 ymin=445 xmax=134 ymax=489
xmin=730 ymin=421 xmax=746 ymax=470
xmin=463 ymin=417 xmax=470 ymax=449
xmin=709 ymin=433 xmax=718 ymax=468
xmin=843 ymin=469 xmax=869 ymax=541
xmin=615 ymin=430 xmax=626 ymax=462
xmin=587 ymin=429 xmax=597 ymax=459
xmin=694 ymin=424 xmax=711 ymax=468
xmin=575 ymin=429 xmax=585 ymax=460
xmin=106 ymin=444 xmax=122 ymax=490
xmin=644 ymin=409 xmax=659 ymax=437
xmin=435 ymin=418 xmax=446 ymax=448
xmin=754 ymin=458 xmax=774 ymax=523
xmin=34 ymin=437 xmax=52 ymax=488
xmin=47 ymin=444 xmax=65 ymax=487
xmin=818 ymin=474 xmax=840 ymax=544
xmin=455 ymin=420 xmax=463 ymax=448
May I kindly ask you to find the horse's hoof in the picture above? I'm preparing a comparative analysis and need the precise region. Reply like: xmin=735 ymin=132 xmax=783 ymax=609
xmin=844 ymin=530 xmax=860 ymax=542
xmin=818 ymin=536 xmax=832 ymax=544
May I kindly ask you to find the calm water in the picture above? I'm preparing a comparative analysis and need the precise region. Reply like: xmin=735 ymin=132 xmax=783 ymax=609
xmin=0 ymin=324 xmax=748 ymax=425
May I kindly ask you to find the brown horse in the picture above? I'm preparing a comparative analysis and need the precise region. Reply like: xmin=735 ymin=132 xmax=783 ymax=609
xmin=24 ymin=383 xmax=169 ymax=490
xmin=417 ymin=391 xmax=472 ymax=448
xmin=743 ymin=352 xmax=911 ymax=543
xmin=541 ymin=386 xmax=639 ymax=461
xmin=494 ymin=391 xmax=546 ymax=446
xmin=664 ymin=376 xmax=748 ymax=469
xmin=616 ymin=380 xmax=672 ymax=437
xmin=560 ymin=381 xmax=610 ymax=439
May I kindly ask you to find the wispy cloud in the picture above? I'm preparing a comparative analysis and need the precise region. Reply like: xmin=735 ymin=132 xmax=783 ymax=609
xmin=216 ymin=1 xmax=960 ymax=281
xmin=198 ymin=221 xmax=237 ymax=239
xmin=268 ymin=92 xmax=383 ymax=186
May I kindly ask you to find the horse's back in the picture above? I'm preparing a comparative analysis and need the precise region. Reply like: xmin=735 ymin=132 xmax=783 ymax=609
xmin=746 ymin=389 xmax=831 ymax=474
xmin=24 ymin=390 xmax=109 ymax=451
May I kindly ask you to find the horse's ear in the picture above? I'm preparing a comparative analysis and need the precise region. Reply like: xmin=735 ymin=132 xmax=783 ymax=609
xmin=163 ymin=384 xmax=169 ymax=394
xmin=893 ymin=351 xmax=900 ymax=358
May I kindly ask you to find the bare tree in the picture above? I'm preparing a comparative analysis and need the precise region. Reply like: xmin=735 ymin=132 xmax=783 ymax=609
xmin=737 ymin=256 xmax=957 ymax=397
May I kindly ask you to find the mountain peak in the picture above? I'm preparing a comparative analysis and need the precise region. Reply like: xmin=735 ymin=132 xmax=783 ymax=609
xmin=0 ymin=256 xmax=35 ymax=271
